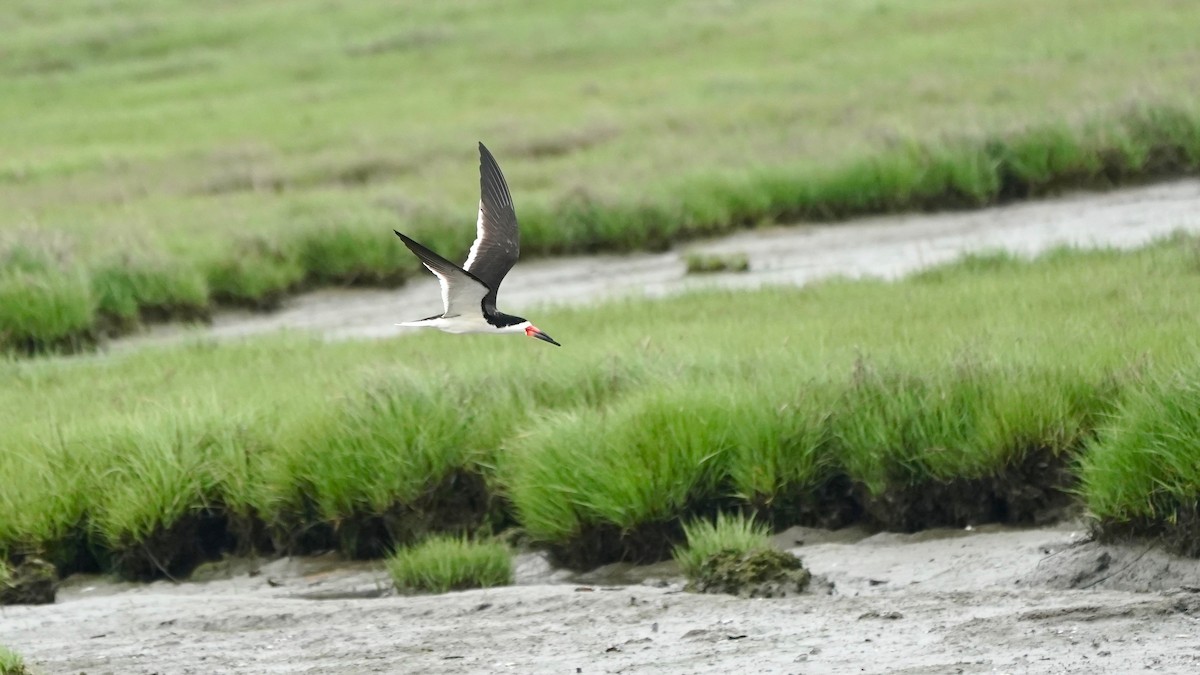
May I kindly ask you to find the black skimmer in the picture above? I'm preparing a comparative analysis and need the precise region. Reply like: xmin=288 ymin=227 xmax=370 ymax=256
xmin=393 ymin=142 xmax=560 ymax=346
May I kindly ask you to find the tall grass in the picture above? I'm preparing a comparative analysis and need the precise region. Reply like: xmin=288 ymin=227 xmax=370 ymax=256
xmin=3 ymin=238 xmax=1200 ymax=573
xmin=386 ymin=535 xmax=512 ymax=594
xmin=0 ymin=266 xmax=96 ymax=353
xmin=0 ymin=645 xmax=27 ymax=675
xmin=1080 ymin=370 xmax=1200 ymax=553
xmin=254 ymin=372 xmax=498 ymax=555
xmin=91 ymin=259 xmax=210 ymax=328
xmin=4 ymin=0 xmax=1200 ymax=350
xmin=832 ymin=361 xmax=1108 ymax=495
xmin=673 ymin=513 xmax=773 ymax=580
xmin=501 ymin=386 xmax=733 ymax=544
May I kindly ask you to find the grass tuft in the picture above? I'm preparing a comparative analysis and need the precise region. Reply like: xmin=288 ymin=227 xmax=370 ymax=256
xmin=0 ymin=645 xmax=27 ymax=675
xmin=92 ymin=258 xmax=210 ymax=330
xmin=1081 ymin=370 xmax=1200 ymax=530
xmin=385 ymin=535 xmax=512 ymax=594
xmin=832 ymin=360 xmax=1102 ymax=495
xmin=674 ymin=513 xmax=811 ymax=597
xmin=206 ymin=237 xmax=305 ymax=309
xmin=501 ymin=386 xmax=733 ymax=546
xmin=0 ymin=269 xmax=96 ymax=354
xmin=684 ymin=252 xmax=750 ymax=274
xmin=297 ymin=224 xmax=414 ymax=287
xmin=253 ymin=368 xmax=525 ymax=556
xmin=673 ymin=512 xmax=773 ymax=579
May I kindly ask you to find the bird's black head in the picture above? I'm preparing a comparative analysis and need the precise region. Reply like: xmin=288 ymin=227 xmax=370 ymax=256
xmin=488 ymin=312 xmax=560 ymax=346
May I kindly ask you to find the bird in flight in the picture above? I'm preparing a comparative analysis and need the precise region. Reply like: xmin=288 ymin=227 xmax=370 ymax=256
xmin=393 ymin=142 xmax=560 ymax=346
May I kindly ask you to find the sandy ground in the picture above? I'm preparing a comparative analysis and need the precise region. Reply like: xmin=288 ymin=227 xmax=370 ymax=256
xmin=113 ymin=179 xmax=1200 ymax=348
xmin=5 ymin=523 xmax=1200 ymax=674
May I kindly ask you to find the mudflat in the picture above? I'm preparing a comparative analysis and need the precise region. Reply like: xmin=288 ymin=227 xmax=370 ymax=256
xmin=5 ymin=523 xmax=1200 ymax=674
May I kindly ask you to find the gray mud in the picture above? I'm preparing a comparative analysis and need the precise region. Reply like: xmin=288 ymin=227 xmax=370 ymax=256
xmin=114 ymin=179 xmax=1200 ymax=348
xmin=5 ymin=523 xmax=1200 ymax=673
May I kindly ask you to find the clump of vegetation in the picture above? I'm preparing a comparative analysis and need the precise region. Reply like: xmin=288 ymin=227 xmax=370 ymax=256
xmin=1081 ymin=371 xmax=1200 ymax=556
xmin=675 ymin=513 xmax=810 ymax=597
xmin=385 ymin=535 xmax=512 ymax=594
xmin=684 ymin=252 xmax=750 ymax=274
xmin=205 ymin=236 xmax=306 ymax=310
xmin=674 ymin=512 xmax=773 ymax=578
xmin=503 ymin=386 xmax=731 ymax=541
xmin=256 ymin=372 xmax=507 ymax=558
xmin=0 ymin=266 xmax=96 ymax=354
xmin=91 ymin=259 xmax=211 ymax=331
xmin=0 ymin=558 xmax=56 ymax=606
xmin=0 ymin=645 xmax=29 ymax=675
xmin=830 ymin=360 xmax=1104 ymax=529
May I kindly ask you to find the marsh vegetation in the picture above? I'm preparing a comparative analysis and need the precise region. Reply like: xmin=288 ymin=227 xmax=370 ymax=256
xmin=0 ymin=646 xmax=27 ymax=675
xmin=385 ymin=535 xmax=513 ymax=594
xmin=4 ymin=0 xmax=1200 ymax=350
xmin=4 ymin=238 xmax=1200 ymax=579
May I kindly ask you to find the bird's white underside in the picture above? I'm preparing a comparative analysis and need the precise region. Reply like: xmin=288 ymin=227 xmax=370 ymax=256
xmin=398 ymin=315 xmax=530 ymax=335
xmin=401 ymin=258 xmax=527 ymax=334
xmin=424 ymin=263 xmax=488 ymax=317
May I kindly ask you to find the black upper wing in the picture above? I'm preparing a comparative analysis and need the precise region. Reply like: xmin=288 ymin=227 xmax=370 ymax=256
xmin=462 ymin=142 xmax=520 ymax=305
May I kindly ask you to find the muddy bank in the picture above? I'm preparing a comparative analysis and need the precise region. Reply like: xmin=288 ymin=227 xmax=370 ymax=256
xmin=5 ymin=523 xmax=1200 ymax=673
xmin=113 ymin=179 xmax=1200 ymax=349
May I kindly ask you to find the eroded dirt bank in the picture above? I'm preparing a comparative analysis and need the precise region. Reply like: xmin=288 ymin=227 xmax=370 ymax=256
xmin=115 ymin=179 xmax=1200 ymax=348
xmin=5 ymin=523 xmax=1200 ymax=674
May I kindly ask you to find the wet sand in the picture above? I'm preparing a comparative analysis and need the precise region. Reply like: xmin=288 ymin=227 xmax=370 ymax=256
xmin=115 ymin=179 xmax=1200 ymax=348
xmin=5 ymin=523 xmax=1200 ymax=673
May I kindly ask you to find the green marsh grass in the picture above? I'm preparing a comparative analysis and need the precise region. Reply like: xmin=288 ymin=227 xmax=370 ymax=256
xmin=1080 ymin=370 xmax=1200 ymax=553
xmin=4 ymin=1 xmax=1200 ymax=349
xmin=501 ymin=385 xmax=733 ymax=549
xmin=4 ymin=238 xmax=1200 ymax=572
xmin=0 ymin=645 xmax=26 ymax=675
xmin=86 ymin=408 xmax=265 ymax=577
xmin=684 ymin=252 xmax=750 ymax=274
xmin=257 ymin=372 xmax=495 ymax=555
xmin=832 ymin=361 xmax=1105 ymax=493
xmin=205 ymin=237 xmax=306 ymax=309
xmin=0 ymin=267 xmax=96 ymax=353
xmin=386 ymin=535 xmax=512 ymax=594
xmin=91 ymin=259 xmax=210 ymax=329
xmin=673 ymin=513 xmax=773 ymax=580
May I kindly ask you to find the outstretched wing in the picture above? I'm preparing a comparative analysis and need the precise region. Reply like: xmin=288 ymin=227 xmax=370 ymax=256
xmin=463 ymin=142 xmax=520 ymax=303
xmin=394 ymin=230 xmax=489 ymax=317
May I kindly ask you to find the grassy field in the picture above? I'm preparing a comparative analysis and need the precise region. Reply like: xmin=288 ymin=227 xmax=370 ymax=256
xmin=3 ymin=0 xmax=1200 ymax=350
xmin=3 ymin=237 xmax=1200 ymax=577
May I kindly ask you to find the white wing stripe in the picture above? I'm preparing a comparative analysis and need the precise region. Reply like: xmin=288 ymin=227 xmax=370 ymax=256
xmin=463 ymin=200 xmax=486 ymax=272
xmin=425 ymin=263 xmax=452 ymax=315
